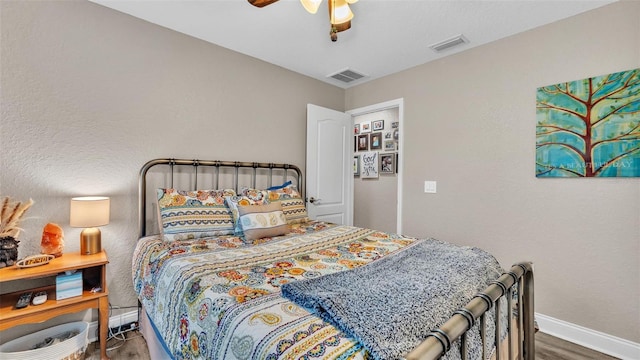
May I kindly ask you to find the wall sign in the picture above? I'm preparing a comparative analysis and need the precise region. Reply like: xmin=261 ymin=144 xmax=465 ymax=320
xmin=360 ymin=151 xmax=379 ymax=178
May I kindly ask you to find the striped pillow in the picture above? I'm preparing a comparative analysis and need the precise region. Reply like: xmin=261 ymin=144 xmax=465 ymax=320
xmin=237 ymin=202 xmax=290 ymax=242
xmin=157 ymin=188 xmax=236 ymax=241
xmin=267 ymin=184 xmax=309 ymax=224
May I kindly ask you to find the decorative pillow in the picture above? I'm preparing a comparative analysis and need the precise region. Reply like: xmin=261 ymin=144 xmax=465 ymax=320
xmin=267 ymin=183 xmax=309 ymax=224
xmin=156 ymin=188 xmax=236 ymax=241
xmin=237 ymin=202 xmax=290 ymax=242
xmin=225 ymin=188 xmax=269 ymax=236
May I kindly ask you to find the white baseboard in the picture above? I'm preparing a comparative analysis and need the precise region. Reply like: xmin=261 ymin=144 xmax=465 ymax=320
xmin=87 ymin=309 xmax=139 ymax=343
xmin=536 ymin=313 xmax=640 ymax=360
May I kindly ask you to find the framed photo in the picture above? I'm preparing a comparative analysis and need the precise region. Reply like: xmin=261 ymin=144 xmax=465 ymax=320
xmin=380 ymin=153 xmax=395 ymax=174
xmin=354 ymin=124 xmax=360 ymax=135
xmin=372 ymin=120 xmax=384 ymax=131
xmin=384 ymin=132 xmax=392 ymax=139
xmin=370 ymin=132 xmax=382 ymax=150
xmin=384 ymin=140 xmax=396 ymax=151
xmin=354 ymin=136 xmax=357 ymax=152
xmin=354 ymin=155 xmax=360 ymax=176
xmin=391 ymin=121 xmax=399 ymax=129
xmin=357 ymin=134 xmax=369 ymax=151
xmin=361 ymin=121 xmax=372 ymax=134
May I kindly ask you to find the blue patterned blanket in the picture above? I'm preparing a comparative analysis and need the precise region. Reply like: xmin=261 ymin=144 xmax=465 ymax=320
xmin=281 ymin=238 xmax=503 ymax=360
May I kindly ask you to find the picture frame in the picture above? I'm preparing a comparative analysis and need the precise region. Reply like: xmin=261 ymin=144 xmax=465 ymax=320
xmin=354 ymin=136 xmax=357 ymax=152
xmin=370 ymin=132 xmax=382 ymax=150
xmin=357 ymin=134 xmax=369 ymax=151
xmin=354 ymin=124 xmax=360 ymax=135
xmin=384 ymin=140 xmax=396 ymax=151
xmin=380 ymin=153 xmax=395 ymax=174
xmin=360 ymin=121 xmax=372 ymax=134
xmin=372 ymin=120 xmax=384 ymax=131
xmin=353 ymin=155 xmax=360 ymax=176
xmin=391 ymin=121 xmax=399 ymax=129
xmin=384 ymin=132 xmax=392 ymax=139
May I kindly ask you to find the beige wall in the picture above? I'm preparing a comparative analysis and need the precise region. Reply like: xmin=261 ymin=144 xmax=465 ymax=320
xmin=0 ymin=0 xmax=343 ymax=336
xmin=353 ymin=109 xmax=399 ymax=233
xmin=347 ymin=1 xmax=640 ymax=343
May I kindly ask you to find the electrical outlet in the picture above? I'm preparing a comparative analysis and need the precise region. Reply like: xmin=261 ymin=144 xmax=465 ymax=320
xmin=110 ymin=321 xmax=138 ymax=336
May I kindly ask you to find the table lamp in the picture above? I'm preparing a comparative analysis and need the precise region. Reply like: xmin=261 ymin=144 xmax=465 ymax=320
xmin=70 ymin=196 xmax=110 ymax=255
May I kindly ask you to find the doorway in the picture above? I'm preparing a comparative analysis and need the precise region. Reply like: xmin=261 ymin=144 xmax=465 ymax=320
xmin=348 ymin=99 xmax=404 ymax=234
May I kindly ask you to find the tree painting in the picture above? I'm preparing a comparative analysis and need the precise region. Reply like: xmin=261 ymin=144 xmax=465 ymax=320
xmin=536 ymin=68 xmax=639 ymax=177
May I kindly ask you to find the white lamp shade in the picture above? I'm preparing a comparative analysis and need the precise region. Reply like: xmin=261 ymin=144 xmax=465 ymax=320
xmin=330 ymin=0 xmax=353 ymax=25
xmin=70 ymin=196 xmax=110 ymax=228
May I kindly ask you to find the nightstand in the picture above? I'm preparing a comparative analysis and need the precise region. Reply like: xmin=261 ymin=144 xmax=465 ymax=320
xmin=0 ymin=251 xmax=110 ymax=360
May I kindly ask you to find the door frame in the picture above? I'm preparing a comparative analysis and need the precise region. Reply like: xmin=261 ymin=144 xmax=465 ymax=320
xmin=347 ymin=98 xmax=404 ymax=234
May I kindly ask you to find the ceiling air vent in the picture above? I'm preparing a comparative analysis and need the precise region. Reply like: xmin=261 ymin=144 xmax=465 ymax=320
xmin=328 ymin=69 xmax=367 ymax=83
xmin=429 ymin=34 xmax=468 ymax=52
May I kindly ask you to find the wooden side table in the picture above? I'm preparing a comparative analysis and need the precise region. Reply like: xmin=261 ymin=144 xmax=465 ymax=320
xmin=0 ymin=251 xmax=110 ymax=360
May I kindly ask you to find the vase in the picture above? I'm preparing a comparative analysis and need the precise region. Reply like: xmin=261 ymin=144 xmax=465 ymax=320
xmin=0 ymin=236 xmax=19 ymax=268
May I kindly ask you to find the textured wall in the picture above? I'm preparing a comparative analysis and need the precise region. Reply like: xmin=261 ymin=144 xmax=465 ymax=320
xmin=353 ymin=109 xmax=399 ymax=233
xmin=346 ymin=1 xmax=640 ymax=342
xmin=0 ymin=0 xmax=343 ymax=337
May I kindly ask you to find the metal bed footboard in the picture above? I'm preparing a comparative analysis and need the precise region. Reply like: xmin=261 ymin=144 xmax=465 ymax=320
xmin=138 ymin=158 xmax=303 ymax=238
xmin=404 ymin=262 xmax=535 ymax=360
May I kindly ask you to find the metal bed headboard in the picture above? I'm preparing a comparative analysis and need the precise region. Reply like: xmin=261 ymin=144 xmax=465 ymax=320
xmin=138 ymin=158 xmax=303 ymax=238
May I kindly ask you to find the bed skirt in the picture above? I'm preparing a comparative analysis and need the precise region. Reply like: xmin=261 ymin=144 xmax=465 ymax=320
xmin=139 ymin=306 xmax=173 ymax=360
xmin=138 ymin=303 xmax=521 ymax=360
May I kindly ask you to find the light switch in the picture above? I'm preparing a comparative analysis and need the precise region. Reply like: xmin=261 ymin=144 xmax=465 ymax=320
xmin=424 ymin=181 xmax=437 ymax=193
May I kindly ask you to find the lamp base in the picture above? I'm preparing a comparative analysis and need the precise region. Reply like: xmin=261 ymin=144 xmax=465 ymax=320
xmin=80 ymin=228 xmax=101 ymax=255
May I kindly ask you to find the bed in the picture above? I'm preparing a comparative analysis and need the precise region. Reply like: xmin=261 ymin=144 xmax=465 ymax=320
xmin=133 ymin=158 xmax=535 ymax=360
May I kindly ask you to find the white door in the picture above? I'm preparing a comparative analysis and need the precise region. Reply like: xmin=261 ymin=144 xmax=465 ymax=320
xmin=306 ymin=104 xmax=353 ymax=225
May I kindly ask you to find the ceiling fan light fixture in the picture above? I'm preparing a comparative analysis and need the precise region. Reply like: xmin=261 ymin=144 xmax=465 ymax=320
xmin=249 ymin=0 xmax=356 ymax=42
xmin=300 ymin=0 xmax=322 ymax=14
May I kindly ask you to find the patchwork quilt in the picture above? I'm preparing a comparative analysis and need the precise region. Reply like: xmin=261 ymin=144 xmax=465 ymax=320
xmin=132 ymin=221 xmax=502 ymax=360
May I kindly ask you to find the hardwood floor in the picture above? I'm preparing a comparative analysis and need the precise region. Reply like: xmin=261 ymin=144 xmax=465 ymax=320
xmin=85 ymin=330 xmax=620 ymax=359
xmin=86 ymin=331 xmax=150 ymax=360
xmin=535 ymin=332 xmax=620 ymax=360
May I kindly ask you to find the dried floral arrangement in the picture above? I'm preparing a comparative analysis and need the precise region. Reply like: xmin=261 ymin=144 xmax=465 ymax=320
xmin=0 ymin=196 xmax=34 ymax=267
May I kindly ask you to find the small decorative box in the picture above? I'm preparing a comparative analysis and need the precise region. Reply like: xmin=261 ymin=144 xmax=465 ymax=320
xmin=56 ymin=271 xmax=83 ymax=300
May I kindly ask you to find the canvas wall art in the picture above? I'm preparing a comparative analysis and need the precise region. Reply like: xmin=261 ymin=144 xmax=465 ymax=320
xmin=536 ymin=68 xmax=639 ymax=177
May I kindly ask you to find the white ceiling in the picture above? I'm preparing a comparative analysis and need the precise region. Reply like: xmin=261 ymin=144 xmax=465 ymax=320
xmin=90 ymin=0 xmax=616 ymax=88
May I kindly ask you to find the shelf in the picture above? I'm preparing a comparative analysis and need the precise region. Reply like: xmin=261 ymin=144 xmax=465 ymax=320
xmin=0 ymin=252 xmax=108 ymax=282
xmin=0 ymin=285 xmax=108 ymax=323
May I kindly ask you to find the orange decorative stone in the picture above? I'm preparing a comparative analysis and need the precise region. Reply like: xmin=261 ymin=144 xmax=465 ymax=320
xmin=41 ymin=223 xmax=64 ymax=257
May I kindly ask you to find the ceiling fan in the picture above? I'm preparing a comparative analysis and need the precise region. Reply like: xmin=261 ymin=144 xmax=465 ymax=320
xmin=248 ymin=0 xmax=358 ymax=42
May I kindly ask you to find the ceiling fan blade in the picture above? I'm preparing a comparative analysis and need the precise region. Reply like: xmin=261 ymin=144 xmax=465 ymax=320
xmin=248 ymin=0 xmax=280 ymax=8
